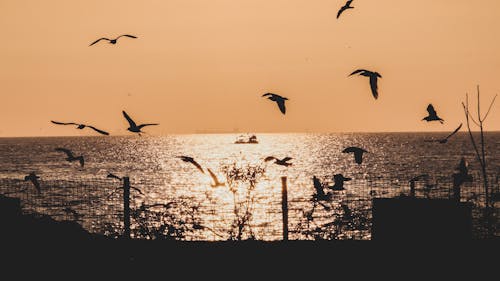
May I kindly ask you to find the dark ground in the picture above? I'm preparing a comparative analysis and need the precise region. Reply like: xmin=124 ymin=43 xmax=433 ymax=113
xmin=0 ymin=195 xmax=497 ymax=277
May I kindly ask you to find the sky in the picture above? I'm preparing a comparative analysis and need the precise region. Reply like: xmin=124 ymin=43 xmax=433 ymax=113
xmin=0 ymin=0 xmax=499 ymax=137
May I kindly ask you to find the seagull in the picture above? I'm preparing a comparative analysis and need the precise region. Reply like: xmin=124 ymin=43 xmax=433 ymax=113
xmin=24 ymin=172 xmax=41 ymax=194
xmin=422 ymin=104 xmax=444 ymax=124
xmin=342 ymin=146 xmax=368 ymax=164
xmin=425 ymin=123 xmax=462 ymax=143
xmin=313 ymin=176 xmax=332 ymax=201
xmin=329 ymin=174 xmax=351 ymax=191
xmin=55 ymin=148 xmax=84 ymax=167
xmin=122 ymin=110 xmax=159 ymax=135
xmin=51 ymin=121 xmax=109 ymax=136
xmin=264 ymin=156 xmax=293 ymax=167
xmin=453 ymin=157 xmax=473 ymax=187
xmin=349 ymin=69 xmax=382 ymax=99
xmin=337 ymin=0 xmax=354 ymax=19
xmin=207 ymin=168 xmax=225 ymax=187
xmin=177 ymin=156 xmax=205 ymax=174
xmin=262 ymin=93 xmax=288 ymax=114
xmin=89 ymin=34 xmax=137 ymax=46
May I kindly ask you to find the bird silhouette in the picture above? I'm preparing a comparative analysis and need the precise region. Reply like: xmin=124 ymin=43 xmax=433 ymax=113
xmin=422 ymin=104 xmax=444 ymax=124
xmin=207 ymin=168 xmax=225 ymax=187
xmin=177 ymin=156 xmax=205 ymax=174
xmin=264 ymin=156 xmax=293 ymax=167
xmin=349 ymin=69 xmax=382 ymax=99
xmin=337 ymin=0 xmax=354 ymax=19
xmin=89 ymin=34 xmax=137 ymax=46
xmin=24 ymin=172 xmax=41 ymax=194
xmin=425 ymin=123 xmax=462 ymax=143
xmin=55 ymin=148 xmax=84 ymax=167
xmin=329 ymin=174 xmax=352 ymax=191
xmin=342 ymin=146 xmax=368 ymax=164
xmin=122 ymin=111 xmax=159 ymax=135
xmin=262 ymin=93 xmax=288 ymax=114
xmin=313 ymin=176 xmax=332 ymax=201
xmin=51 ymin=121 xmax=109 ymax=135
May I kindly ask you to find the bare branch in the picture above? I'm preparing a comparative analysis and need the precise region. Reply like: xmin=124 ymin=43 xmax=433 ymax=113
xmin=477 ymin=85 xmax=481 ymax=123
xmin=482 ymin=94 xmax=498 ymax=122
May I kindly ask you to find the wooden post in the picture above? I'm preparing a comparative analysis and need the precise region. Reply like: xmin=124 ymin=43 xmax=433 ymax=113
xmin=123 ymin=177 xmax=131 ymax=239
xmin=281 ymin=176 xmax=288 ymax=241
xmin=409 ymin=180 xmax=416 ymax=198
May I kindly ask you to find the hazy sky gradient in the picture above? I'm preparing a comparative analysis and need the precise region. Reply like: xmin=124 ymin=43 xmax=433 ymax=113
xmin=1 ymin=0 xmax=499 ymax=136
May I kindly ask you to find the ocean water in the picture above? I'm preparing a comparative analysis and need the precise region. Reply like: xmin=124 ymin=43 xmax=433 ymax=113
xmin=0 ymin=133 xmax=498 ymax=240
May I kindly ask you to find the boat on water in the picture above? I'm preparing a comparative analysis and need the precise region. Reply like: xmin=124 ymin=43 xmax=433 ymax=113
xmin=234 ymin=134 xmax=258 ymax=144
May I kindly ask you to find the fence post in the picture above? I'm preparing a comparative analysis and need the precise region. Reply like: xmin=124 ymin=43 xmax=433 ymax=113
xmin=281 ymin=176 xmax=288 ymax=241
xmin=123 ymin=177 xmax=131 ymax=239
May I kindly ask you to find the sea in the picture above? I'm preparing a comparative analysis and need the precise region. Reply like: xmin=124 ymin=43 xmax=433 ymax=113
xmin=0 ymin=132 xmax=498 ymax=240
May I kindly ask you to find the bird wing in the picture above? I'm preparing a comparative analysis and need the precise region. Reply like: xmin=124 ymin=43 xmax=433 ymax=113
xmin=276 ymin=99 xmax=286 ymax=114
xmin=336 ymin=6 xmax=346 ymax=18
xmin=262 ymin=93 xmax=274 ymax=97
xmin=55 ymin=147 xmax=74 ymax=158
xmin=189 ymin=159 xmax=205 ymax=174
xmin=116 ymin=34 xmax=138 ymax=40
xmin=107 ymin=173 xmax=122 ymax=180
xmin=77 ymin=156 xmax=84 ymax=167
xmin=207 ymin=168 xmax=219 ymax=184
xmin=51 ymin=120 xmax=78 ymax=126
xmin=443 ymin=123 xmax=462 ymax=140
xmin=353 ymin=151 xmax=363 ymax=164
xmin=427 ymin=104 xmax=437 ymax=116
xmin=87 ymin=125 xmax=110 ymax=135
xmin=282 ymin=157 xmax=293 ymax=162
xmin=137 ymin=123 xmax=159 ymax=129
xmin=342 ymin=147 xmax=356 ymax=153
xmin=122 ymin=111 xmax=137 ymax=128
xmin=89 ymin=38 xmax=110 ymax=46
xmin=349 ymin=69 xmax=367 ymax=76
xmin=313 ymin=177 xmax=325 ymax=195
xmin=369 ymin=75 xmax=379 ymax=99
xmin=264 ymin=156 xmax=276 ymax=162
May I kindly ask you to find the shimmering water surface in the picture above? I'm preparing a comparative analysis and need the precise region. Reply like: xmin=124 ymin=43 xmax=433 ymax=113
xmin=0 ymin=133 xmax=498 ymax=240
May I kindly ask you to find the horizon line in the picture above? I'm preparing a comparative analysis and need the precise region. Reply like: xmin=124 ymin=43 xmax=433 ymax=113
xmin=0 ymin=130 xmax=499 ymax=138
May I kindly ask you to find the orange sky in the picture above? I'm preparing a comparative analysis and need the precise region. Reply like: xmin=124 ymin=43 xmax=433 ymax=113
xmin=0 ymin=0 xmax=499 ymax=137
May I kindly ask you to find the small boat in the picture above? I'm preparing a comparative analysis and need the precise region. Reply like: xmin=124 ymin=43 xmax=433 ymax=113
xmin=234 ymin=134 xmax=258 ymax=144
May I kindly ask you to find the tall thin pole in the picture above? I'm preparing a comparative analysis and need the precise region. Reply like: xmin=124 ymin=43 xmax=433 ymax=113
xmin=123 ymin=177 xmax=131 ymax=239
xmin=281 ymin=176 xmax=288 ymax=241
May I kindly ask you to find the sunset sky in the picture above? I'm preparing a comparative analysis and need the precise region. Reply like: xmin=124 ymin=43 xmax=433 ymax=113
xmin=0 ymin=0 xmax=499 ymax=137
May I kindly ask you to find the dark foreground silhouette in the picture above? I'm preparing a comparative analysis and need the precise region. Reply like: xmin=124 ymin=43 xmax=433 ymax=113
xmin=0 ymin=194 xmax=495 ymax=273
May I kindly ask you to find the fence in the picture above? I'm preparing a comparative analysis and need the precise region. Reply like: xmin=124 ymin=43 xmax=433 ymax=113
xmin=0 ymin=171 xmax=498 ymax=240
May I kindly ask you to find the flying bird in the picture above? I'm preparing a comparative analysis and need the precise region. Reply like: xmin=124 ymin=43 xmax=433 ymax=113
xmin=89 ymin=34 xmax=137 ymax=46
xmin=425 ymin=123 xmax=462 ymax=143
xmin=51 ymin=120 xmax=109 ymax=136
xmin=329 ymin=174 xmax=352 ymax=191
xmin=349 ymin=69 xmax=382 ymax=99
xmin=177 ymin=156 xmax=205 ymax=174
xmin=24 ymin=172 xmax=41 ymax=194
xmin=207 ymin=168 xmax=225 ymax=187
xmin=264 ymin=156 xmax=293 ymax=167
xmin=337 ymin=0 xmax=354 ymax=19
xmin=55 ymin=148 xmax=84 ymax=167
xmin=122 ymin=111 xmax=159 ymax=135
xmin=342 ymin=146 xmax=368 ymax=164
xmin=262 ymin=93 xmax=288 ymax=114
xmin=422 ymin=104 xmax=444 ymax=124
xmin=313 ymin=176 xmax=332 ymax=201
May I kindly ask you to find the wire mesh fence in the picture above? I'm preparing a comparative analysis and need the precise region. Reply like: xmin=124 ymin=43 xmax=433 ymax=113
xmin=0 ymin=170 xmax=498 ymax=240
